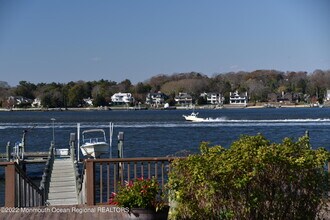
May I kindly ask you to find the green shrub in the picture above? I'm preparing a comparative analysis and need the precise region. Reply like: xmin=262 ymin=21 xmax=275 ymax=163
xmin=167 ymin=134 xmax=329 ymax=219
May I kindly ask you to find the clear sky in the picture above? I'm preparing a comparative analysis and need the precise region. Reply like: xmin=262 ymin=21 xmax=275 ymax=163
xmin=0 ymin=0 xmax=329 ymax=86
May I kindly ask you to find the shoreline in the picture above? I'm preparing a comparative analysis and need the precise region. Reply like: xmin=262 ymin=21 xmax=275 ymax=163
xmin=0 ymin=104 xmax=327 ymax=112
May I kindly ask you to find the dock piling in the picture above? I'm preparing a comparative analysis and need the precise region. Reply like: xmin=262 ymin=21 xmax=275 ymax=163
xmin=70 ymin=133 xmax=76 ymax=159
xmin=6 ymin=141 xmax=11 ymax=162
xmin=117 ymin=132 xmax=124 ymax=159
xmin=117 ymin=132 xmax=124 ymax=182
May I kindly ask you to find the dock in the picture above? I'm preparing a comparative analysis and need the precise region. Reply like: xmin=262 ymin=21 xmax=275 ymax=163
xmin=47 ymin=157 xmax=78 ymax=206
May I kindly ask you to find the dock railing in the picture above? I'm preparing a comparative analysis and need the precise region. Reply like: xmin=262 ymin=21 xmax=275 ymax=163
xmin=0 ymin=162 xmax=44 ymax=207
xmin=69 ymin=135 xmax=83 ymax=203
xmin=80 ymin=157 xmax=177 ymax=205
xmin=39 ymin=143 xmax=55 ymax=203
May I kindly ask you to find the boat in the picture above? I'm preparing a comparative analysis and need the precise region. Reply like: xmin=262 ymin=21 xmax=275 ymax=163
xmin=182 ymin=112 xmax=206 ymax=122
xmin=80 ymin=129 xmax=109 ymax=158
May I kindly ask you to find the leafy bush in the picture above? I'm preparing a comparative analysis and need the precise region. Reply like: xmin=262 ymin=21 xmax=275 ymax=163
xmin=167 ymin=134 xmax=329 ymax=219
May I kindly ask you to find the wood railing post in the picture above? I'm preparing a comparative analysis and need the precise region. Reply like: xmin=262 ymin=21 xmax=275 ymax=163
xmin=86 ymin=160 xmax=95 ymax=205
xmin=5 ymin=163 xmax=16 ymax=207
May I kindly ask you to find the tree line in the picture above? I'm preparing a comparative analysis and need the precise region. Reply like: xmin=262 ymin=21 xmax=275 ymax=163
xmin=0 ymin=69 xmax=330 ymax=108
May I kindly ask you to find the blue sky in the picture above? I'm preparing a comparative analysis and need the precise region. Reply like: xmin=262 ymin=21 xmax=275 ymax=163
xmin=0 ymin=0 xmax=329 ymax=86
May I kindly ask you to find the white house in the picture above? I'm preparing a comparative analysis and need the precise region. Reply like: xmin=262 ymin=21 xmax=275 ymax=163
xmin=326 ymin=89 xmax=330 ymax=101
xmin=111 ymin=93 xmax=134 ymax=104
xmin=229 ymin=91 xmax=248 ymax=105
xmin=32 ymin=98 xmax=42 ymax=108
xmin=146 ymin=92 xmax=167 ymax=105
xmin=83 ymin=97 xmax=94 ymax=106
xmin=200 ymin=92 xmax=224 ymax=105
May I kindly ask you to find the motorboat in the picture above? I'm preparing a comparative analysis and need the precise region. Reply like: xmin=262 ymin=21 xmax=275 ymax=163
xmin=182 ymin=112 xmax=206 ymax=122
xmin=80 ymin=129 xmax=109 ymax=158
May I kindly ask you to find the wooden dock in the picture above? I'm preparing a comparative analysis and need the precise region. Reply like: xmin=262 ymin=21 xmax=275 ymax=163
xmin=47 ymin=157 xmax=78 ymax=206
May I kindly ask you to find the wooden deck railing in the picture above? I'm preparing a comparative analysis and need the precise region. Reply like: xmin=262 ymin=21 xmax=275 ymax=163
xmin=82 ymin=157 xmax=177 ymax=205
xmin=0 ymin=162 xmax=44 ymax=207
xmin=39 ymin=143 xmax=55 ymax=202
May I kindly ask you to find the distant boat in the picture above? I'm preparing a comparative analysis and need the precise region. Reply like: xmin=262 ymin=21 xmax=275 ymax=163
xmin=80 ymin=129 xmax=109 ymax=158
xmin=183 ymin=112 xmax=207 ymax=122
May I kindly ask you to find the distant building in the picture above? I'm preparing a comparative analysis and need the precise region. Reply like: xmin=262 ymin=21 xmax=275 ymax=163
xmin=146 ymin=92 xmax=168 ymax=105
xmin=175 ymin=92 xmax=193 ymax=106
xmin=83 ymin=97 xmax=94 ymax=106
xmin=267 ymin=92 xmax=300 ymax=103
xmin=326 ymin=89 xmax=330 ymax=101
xmin=229 ymin=91 xmax=248 ymax=105
xmin=111 ymin=93 xmax=134 ymax=105
xmin=200 ymin=92 xmax=224 ymax=105
xmin=32 ymin=98 xmax=42 ymax=108
xmin=6 ymin=96 xmax=33 ymax=108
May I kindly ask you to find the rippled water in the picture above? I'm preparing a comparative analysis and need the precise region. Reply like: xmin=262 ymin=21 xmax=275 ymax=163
xmin=1 ymin=108 xmax=330 ymax=156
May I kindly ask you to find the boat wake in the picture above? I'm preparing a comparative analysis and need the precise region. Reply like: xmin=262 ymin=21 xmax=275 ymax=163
xmin=205 ymin=118 xmax=330 ymax=123
xmin=181 ymin=118 xmax=330 ymax=127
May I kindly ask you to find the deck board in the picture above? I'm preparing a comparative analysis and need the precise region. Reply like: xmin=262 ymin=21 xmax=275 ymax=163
xmin=47 ymin=158 xmax=78 ymax=206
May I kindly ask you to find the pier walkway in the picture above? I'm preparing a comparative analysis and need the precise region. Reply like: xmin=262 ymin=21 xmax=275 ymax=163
xmin=47 ymin=158 xmax=78 ymax=206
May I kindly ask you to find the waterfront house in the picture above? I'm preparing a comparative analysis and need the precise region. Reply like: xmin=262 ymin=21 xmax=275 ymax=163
xmin=326 ymin=89 xmax=330 ymax=101
xmin=32 ymin=98 xmax=42 ymax=108
xmin=6 ymin=96 xmax=33 ymax=108
xmin=145 ymin=91 xmax=168 ymax=105
xmin=200 ymin=92 xmax=224 ymax=105
xmin=229 ymin=91 xmax=248 ymax=105
xmin=83 ymin=98 xmax=94 ymax=106
xmin=175 ymin=92 xmax=193 ymax=106
xmin=278 ymin=92 xmax=299 ymax=103
xmin=111 ymin=93 xmax=134 ymax=105
xmin=267 ymin=92 xmax=300 ymax=104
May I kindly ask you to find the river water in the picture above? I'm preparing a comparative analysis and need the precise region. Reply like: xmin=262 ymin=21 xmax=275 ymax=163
xmin=1 ymin=108 xmax=330 ymax=205
xmin=1 ymin=108 xmax=330 ymax=155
